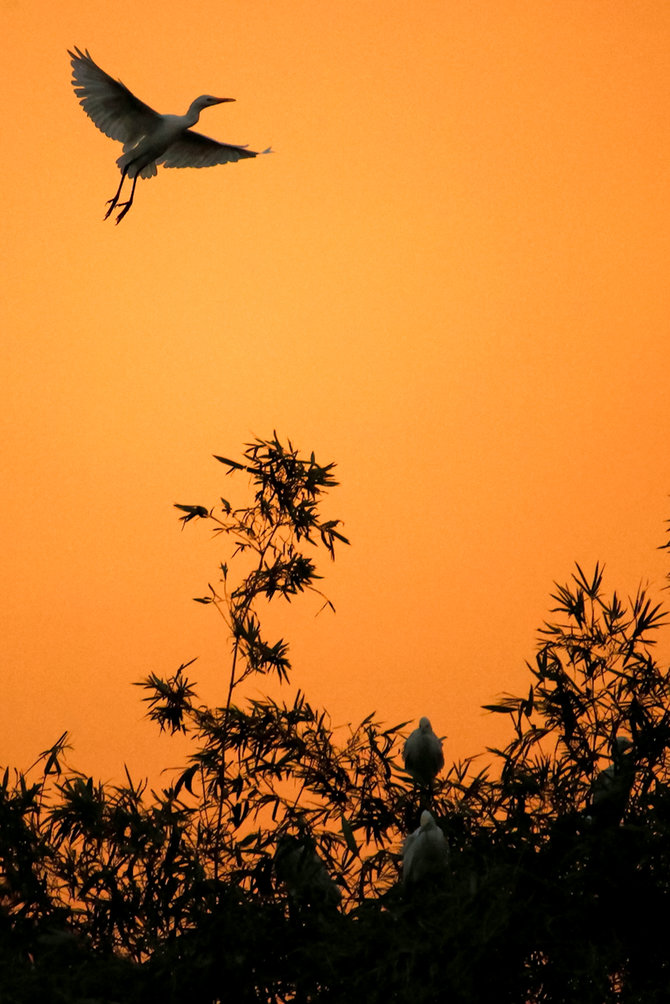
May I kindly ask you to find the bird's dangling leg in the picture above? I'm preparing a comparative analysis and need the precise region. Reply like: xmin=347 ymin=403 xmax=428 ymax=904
xmin=113 ymin=175 xmax=139 ymax=224
xmin=104 ymin=168 xmax=128 ymax=220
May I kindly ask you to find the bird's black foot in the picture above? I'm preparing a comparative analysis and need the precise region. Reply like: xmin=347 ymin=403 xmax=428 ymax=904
xmin=114 ymin=201 xmax=133 ymax=224
xmin=103 ymin=198 xmax=119 ymax=221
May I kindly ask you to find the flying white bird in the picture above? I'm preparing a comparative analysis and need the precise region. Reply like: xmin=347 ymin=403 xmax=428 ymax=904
xmin=589 ymin=736 xmax=635 ymax=827
xmin=403 ymin=717 xmax=445 ymax=787
xmin=402 ymin=810 xmax=449 ymax=887
xmin=68 ymin=47 xmax=271 ymax=223
xmin=274 ymin=836 xmax=342 ymax=909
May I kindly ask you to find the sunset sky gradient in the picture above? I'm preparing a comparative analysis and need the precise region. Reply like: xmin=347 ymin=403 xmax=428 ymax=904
xmin=3 ymin=1 xmax=670 ymax=780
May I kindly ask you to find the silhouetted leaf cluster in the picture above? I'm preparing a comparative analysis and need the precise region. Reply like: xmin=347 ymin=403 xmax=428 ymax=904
xmin=2 ymin=437 xmax=670 ymax=1002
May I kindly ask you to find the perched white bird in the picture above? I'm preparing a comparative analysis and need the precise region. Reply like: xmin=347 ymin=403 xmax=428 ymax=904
xmin=69 ymin=47 xmax=271 ymax=223
xmin=403 ymin=717 xmax=445 ymax=787
xmin=274 ymin=836 xmax=342 ymax=909
xmin=589 ymin=736 xmax=635 ymax=827
xmin=403 ymin=810 xmax=449 ymax=886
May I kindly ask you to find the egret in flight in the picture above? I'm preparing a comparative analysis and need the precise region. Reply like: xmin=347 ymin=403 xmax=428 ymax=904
xmin=68 ymin=47 xmax=271 ymax=223
xmin=403 ymin=717 xmax=445 ymax=788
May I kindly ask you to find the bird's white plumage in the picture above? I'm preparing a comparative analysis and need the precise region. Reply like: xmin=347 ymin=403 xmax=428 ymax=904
xmin=70 ymin=47 xmax=160 ymax=147
xmin=403 ymin=717 xmax=445 ymax=787
xmin=159 ymin=131 xmax=266 ymax=170
xmin=274 ymin=837 xmax=342 ymax=909
xmin=403 ymin=810 xmax=449 ymax=886
xmin=68 ymin=47 xmax=270 ymax=221
xmin=590 ymin=736 xmax=635 ymax=826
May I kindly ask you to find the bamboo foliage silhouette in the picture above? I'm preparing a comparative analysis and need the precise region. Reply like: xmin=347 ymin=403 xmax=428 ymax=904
xmin=2 ymin=437 xmax=670 ymax=1002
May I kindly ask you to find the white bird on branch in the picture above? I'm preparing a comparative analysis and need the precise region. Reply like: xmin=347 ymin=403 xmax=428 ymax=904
xmin=68 ymin=47 xmax=271 ymax=223
xmin=274 ymin=836 xmax=342 ymax=910
xmin=403 ymin=717 xmax=445 ymax=788
xmin=402 ymin=810 xmax=449 ymax=887
xmin=589 ymin=736 xmax=635 ymax=828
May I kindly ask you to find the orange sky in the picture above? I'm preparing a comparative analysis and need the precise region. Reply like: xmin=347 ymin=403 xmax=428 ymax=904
xmin=2 ymin=1 xmax=670 ymax=782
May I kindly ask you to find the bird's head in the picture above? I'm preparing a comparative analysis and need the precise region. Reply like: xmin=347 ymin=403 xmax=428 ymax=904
xmin=611 ymin=735 xmax=634 ymax=764
xmin=194 ymin=95 xmax=235 ymax=110
xmin=185 ymin=94 xmax=236 ymax=123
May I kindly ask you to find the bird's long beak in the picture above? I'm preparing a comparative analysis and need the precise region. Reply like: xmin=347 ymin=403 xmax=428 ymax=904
xmin=213 ymin=97 xmax=235 ymax=104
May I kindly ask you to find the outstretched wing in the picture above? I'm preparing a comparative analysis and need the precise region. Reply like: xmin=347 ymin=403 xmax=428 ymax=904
xmin=69 ymin=47 xmax=160 ymax=146
xmin=160 ymin=129 xmax=272 ymax=169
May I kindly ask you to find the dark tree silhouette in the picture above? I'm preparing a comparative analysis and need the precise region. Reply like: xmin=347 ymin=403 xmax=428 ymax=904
xmin=2 ymin=434 xmax=670 ymax=1003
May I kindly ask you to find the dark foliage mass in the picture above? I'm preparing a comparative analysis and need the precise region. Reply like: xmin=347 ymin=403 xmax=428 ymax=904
xmin=2 ymin=434 xmax=670 ymax=1003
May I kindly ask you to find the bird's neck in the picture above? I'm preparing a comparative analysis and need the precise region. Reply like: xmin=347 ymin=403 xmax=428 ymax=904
xmin=184 ymin=112 xmax=199 ymax=128
xmin=183 ymin=102 xmax=203 ymax=127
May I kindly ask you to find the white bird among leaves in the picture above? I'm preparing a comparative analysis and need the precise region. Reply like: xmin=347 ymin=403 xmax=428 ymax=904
xmin=274 ymin=836 xmax=342 ymax=910
xmin=403 ymin=717 xmax=445 ymax=788
xmin=69 ymin=47 xmax=271 ymax=223
xmin=402 ymin=810 xmax=449 ymax=887
xmin=589 ymin=736 xmax=635 ymax=828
